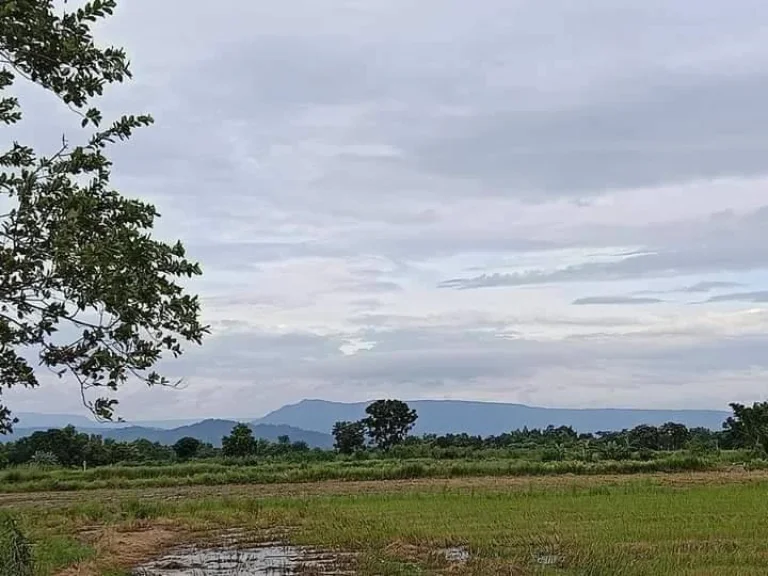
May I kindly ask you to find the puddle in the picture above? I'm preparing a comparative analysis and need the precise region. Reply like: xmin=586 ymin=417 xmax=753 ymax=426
xmin=133 ymin=543 xmax=354 ymax=575
xmin=533 ymin=552 xmax=564 ymax=566
xmin=440 ymin=546 xmax=470 ymax=563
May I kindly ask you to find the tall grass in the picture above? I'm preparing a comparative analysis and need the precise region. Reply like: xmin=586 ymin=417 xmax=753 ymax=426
xmin=0 ymin=512 xmax=33 ymax=576
xmin=0 ymin=454 xmax=720 ymax=493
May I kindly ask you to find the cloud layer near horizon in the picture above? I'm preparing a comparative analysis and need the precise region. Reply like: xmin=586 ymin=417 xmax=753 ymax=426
xmin=5 ymin=0 xmax=768 ymax=420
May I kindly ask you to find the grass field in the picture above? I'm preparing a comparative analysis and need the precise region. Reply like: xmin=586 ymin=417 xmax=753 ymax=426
xmin=0 ymin=453 xmax=746 ymax=493
xmin=5 ymin=470 xmax=768 ymax=575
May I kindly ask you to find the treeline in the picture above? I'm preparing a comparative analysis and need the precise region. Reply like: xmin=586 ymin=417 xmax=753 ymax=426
xmin=2 ymin=400 xmax=767 ymax=469
xmin=386 ymin=423 xmax=730 ymax=461
xmin=0 ymin=425 xmax=314 ymax=468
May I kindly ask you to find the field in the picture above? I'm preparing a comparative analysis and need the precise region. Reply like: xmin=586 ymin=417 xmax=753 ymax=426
xmin=4 ymin=469 xmax=768 ymax=575
xmin=0 ymin=453 xmax=754 ymax=493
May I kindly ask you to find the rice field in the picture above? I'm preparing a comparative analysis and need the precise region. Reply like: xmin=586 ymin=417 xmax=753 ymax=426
xmin=0 ymin=454 xmax=745 ymax=493
xmin=4 ymin=470 xmax=768 ymax=575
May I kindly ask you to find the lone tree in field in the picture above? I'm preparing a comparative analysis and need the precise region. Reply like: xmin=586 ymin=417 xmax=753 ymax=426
xmin=221 ymin=423 xmax=256 ymax=458
xmin=332 ymin=420 xmax=367 ymax=454
xmin=0 ymin=1 xmax=207 ymax=433
xmin=364 ymin=399 xmax=418 ymax=450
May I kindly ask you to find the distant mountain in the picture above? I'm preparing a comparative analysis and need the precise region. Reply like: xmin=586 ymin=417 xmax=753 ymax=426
xmin=14 ymin=412 xmax=100 ymax=429
xmin=1 ymin=419 xmax=333 ymax=448
xmin=256 ymin=399 xmax=730 ymax=436
xmin=12 ymin=413 xmax=207 ymax=430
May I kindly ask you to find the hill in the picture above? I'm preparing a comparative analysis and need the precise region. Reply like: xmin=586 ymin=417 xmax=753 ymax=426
xmin=256 ymin=399 xmax=730 ymax=436
xmin=1 ymin=420 xmax=333 ymax=448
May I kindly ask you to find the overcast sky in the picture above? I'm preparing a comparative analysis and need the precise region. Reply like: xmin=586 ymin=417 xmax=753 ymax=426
xmin=7 ymin=0 xmax=768 ymax=419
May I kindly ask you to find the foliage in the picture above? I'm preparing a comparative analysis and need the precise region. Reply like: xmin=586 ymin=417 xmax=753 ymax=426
xmin=29 ymin=450 xmax=59 ymax=467
xmin=0 ymin=0 xmax=207 ymax=433
xmin=332 ymin=420 xmax=367 ymax=454
xmin=659 ymin=422 xmax=691 ymax=451
xmin=364 ymin=399 xmax=418 ymax=450
xmin=221 ymin=423 xmax=256 ymax=458
xmin=172 ymin=436 xmax=201 ymax=460
xmin=723 ymin=402 xmax=768 ymax=455
xmin=0 ymin=512 xmax=32 ymax=576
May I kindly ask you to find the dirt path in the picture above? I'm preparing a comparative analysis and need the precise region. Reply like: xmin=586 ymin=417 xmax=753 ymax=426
xmin=4 ymin=468 xmax=767 ymax=509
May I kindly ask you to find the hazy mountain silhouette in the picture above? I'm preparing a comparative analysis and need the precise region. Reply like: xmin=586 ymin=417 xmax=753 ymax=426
xmin=7 ymin=400 xmax=731 ymax=445
xmin=255 ymin=399 xmax=730 ymax=435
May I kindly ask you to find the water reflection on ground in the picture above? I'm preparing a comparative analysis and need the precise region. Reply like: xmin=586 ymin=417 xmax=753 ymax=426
xmin=133 ymin=542 xmax=354 ymax=575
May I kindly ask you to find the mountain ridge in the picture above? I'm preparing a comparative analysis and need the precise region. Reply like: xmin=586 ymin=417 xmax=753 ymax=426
xmin=255 ymin=399 xmax=730 ymax=435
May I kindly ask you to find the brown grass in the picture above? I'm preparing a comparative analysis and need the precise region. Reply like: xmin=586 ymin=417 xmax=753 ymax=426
xmin=55 ymin=523 xmax=183 ymax=576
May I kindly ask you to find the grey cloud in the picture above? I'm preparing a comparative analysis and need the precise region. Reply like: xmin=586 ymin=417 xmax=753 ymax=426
xmin=705 ymin=291 xmax=768 ymax=304
xmin=409 ymin=73 xmax=768 ymax=196
xmin=678 ymin=281 xmax=744 ymax=293
xmin=572 ymin=296 xmax=664 ymax=305
xmin=94 ymin=0 xmax=768 ymax=209
xmin=186 ymin=241 xmax=341 ymax=270
xmin=165 ymin=325 xmax=768 ymax=393
xmin=441 ymin=206 xmax=768 ymax=288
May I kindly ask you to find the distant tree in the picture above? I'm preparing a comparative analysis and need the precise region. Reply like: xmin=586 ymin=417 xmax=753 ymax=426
xmin=173 ymin=436 xmax=202 ymax=460
xmin=291 ymin=440 xmax=310 ymax=453
xmin=542 ymin=425 xmax=578 ymax=443
xmin=196 ymin=442 xmax=218 ymax=459
xmin=364 ymin=400 xmax=418 ymax=450
xmin=628 ymin=425 xmax=661 ymax=451
xmin=332 ymin=420 xmax=367 ymax=454
xmin=658 ymin=422 xmax=690 ymax=451
xmin=222 ymin=423 xmax=256 ymax=458
xmin=723 ymin=402 xmax=768 ymax=454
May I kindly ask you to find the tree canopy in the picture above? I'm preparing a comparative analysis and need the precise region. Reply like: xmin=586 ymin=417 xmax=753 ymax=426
xmin=364 ymin=399 xmax=418 ymax=450
xmin=332 ymin=420 xmax=367 ymax=454
xmin=0 ymin=0 xmax=206 ymax=432
xmin=221 ymin=423 xmax=257 ymax=458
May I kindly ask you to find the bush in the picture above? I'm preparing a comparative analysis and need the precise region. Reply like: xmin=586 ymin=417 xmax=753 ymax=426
xmin=0 ymin=513 xmax=33 ymax=576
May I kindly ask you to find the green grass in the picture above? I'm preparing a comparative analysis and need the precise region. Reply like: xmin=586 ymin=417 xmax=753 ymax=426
xmin=31 ymin=536 xmax=93 ymax=576
xmin=0 ymin=454 xmax=722 ymax=493
xmin=9 ymin=474 xmax=768 ymax=575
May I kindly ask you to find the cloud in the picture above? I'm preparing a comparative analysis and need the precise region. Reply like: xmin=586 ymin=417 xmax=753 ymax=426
xmin=6 ymin=0 xmax=768 ymax=418
xmin=706 ymin=291 xmax=768 ymax=304
xmin=440 ymin=206 xmax=768 ymax=288
xmin=572 ymin=296 xmax=664 ymax=305
xmin=678 ymin=281 xmax=744 ymax=293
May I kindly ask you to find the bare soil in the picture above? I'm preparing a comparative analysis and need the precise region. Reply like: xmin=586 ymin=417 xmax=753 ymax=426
xmin=55 ymin=523 xmax=184 ymax=576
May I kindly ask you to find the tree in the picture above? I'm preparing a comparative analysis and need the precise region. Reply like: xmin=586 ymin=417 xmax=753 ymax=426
xmin=723 ymin=402 xmax=768 ymax=454
xmin=221 ymin=423 xmax=256 ymax=458
xmin=659 ymin=422 xmax=690 ymax=451
xmin=364 ymin=399 xmax=418 ymax=450
xmin=0 ymin=1 xmax=207 ymax=433
xmin=172 ymin=436 xmax=201 ymax=460
xmin=332 ymin=420 xmax=367 ymax=454
xmin=627 ymin=425 xmax=660 ymax=451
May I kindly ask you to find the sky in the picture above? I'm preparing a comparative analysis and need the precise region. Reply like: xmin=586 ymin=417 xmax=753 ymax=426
xmin=6 ymin=0 xmax=768 ymax=420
